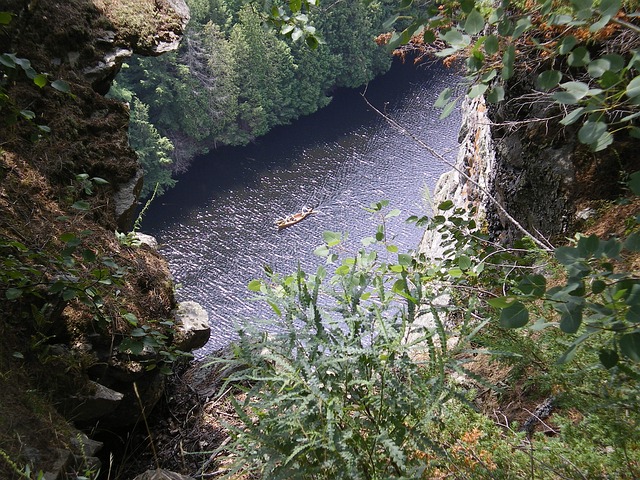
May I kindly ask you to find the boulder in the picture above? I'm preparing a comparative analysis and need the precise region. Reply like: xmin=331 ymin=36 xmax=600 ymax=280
xmin=133 ymin=469 xmax=195 ymax=480
xmin=67 ymin=381 xmax=124 ymax=423
xmin=173 ymin=301 xmax=211 ymax=352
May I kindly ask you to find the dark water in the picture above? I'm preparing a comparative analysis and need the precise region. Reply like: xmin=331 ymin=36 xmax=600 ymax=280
xmin=142 ymin=59 xmax=461 ymax=353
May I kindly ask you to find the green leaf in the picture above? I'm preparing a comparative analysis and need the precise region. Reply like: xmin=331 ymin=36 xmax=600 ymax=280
xmin=591 ymin=279 xmax=607 ymax=294
xmin=291 ymin=28 xmax=303 ymax=42
xmin=576 ymin=233 xmax=599 ymax=257
xmin=0 ymin=11 xmax=12 ymax=24
xmin=91 ymin=177 xmax=109 ymax=185
xmin=62 ymin=288 xmax=78 ymax=301
xmin=502 ymin=44 xmax=515 ymax=80
xmin=486 ymin=85 xmax=505 ymax=103
xmin=498 ymin=18 xmax=513 ymax=36
xmin=626 ymin=76 xmax=640 ymax=100
xmin=598 ymin=0 xmax=620 ymax=17
xmin=589 ymin=14 xmax=610 ymax=32
xmin=322 ymin=231 xmax=342 ymax=247
xmin=51 ymin=79 xmax=71 ymax=94
xmin=440 ymin=99 xmax=458 ymax=119
xmin=123 ymin=312 xmax=138 ymax=326
xmin=248 ymin=279 xmax=262 ymax=292
xmin=289 ymin=0 xmax=302 ymax=13
xmin=20 ymin=110 xmax=35 ymax=120
xmin=587 ymin=58 xmax=611 ymax=78
xmin=71 ymin=200 xmax=91 ymax=211
xmin=464 ymin=9 xmax=485 ymax=35
xmin=6 ymin=288 xmax=23 ymax=300
xmin=438 ymin=200 xmax=454 ymax=211
xmin=560 ymin=81 xmax=589 ymax=99
xmin=518 ymin=274 xmax=546 ymax=297
xmin=448 ymin=267 xmax=463 ymax=278
xmin=398 ymin=253 xmax=412 ymax=266
xmin=460 ymin=0 xmax=475 ymax=14
xmin=571 ymin=0 xmax=593 ymax=12
xmin=33 ymin=74 xmax=47 ymax=88
xmin=558 ymin=36 xmax=576 ymax=55
xmin=0 ymin=53 xmax=16 ymax=68
xmin=536 ymin=70 xmax=562 ymax=91
xmin=442 ymin=28 xmax=470 ymax=48
xmin=512 ymin=17 xmax=532 ymax=38
xmin=423 ymin=30 xmax=436 ymax=43
xmin=602 ymin=53 xmax=625 ymax=72
xmin=620 ymin=333 xmax=640 ymax=362
xmin=578 ymin=120 xmax=607 ymax=145
xmin=484 ymin=34 xmax=499 ymax=54
xmin=568 ymin=46 xmax=591 ymax=67
xmin=560 ymin=107 xmax=585 ymax=126
xmin=385 ymin=208 xmax=401 ymax=219
xmin=599 ymin=349 xmax=619 ymax=369
xmin=628 ymin=171 xmax=640 ymax=195
xmin=468 ymin=83 xmax=488 ymax=99
xmin=314 ymin=245 xmax=329 ymax=257
xmin=434 ymin=88 xmax=452 ymax=108
xmin=305 ymin=34 xmax=320 ymax=49
xmin=559 ymin=303 xmax=584 ymax=333
xmin=457 ymin=254 xmax=472 ymax=270
xmin=500 ymin=301 xmax=529 ymax=328
xmin=555 ymin=246 xmax=580 ymax=265
xmin=487 ymin=296 xmax=516 ymax=308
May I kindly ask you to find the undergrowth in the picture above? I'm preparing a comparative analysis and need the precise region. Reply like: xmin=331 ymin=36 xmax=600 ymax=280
xmin=206 ymin=189 xmax=640 ymax=479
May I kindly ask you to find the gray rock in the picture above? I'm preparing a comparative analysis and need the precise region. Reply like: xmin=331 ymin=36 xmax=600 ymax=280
xmin=133 ymin=468 xmax=195 ymax=480
xmin=68 ymin=381 xmax=123 ymax=423
xmin=134 ymin=232 xmax=159 ymax=249
xmin=173 ymin=301 xmax=211 ymax=352
xmin=113 ymin=168 xmax=144 ymax=231
xmin=42 ymin=449 xmax=72 ymax=480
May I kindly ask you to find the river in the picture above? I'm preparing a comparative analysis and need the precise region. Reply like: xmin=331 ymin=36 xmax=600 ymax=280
xmin=142 ymin=59 xmax=462 ymax=353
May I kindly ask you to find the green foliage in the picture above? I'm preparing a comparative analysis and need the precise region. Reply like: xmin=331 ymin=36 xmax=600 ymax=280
xmin=0 ymin=16 xmax=72 ymax=134
xmin=0 ymin=232 xmax=186 ymax=374
xmin=112 ymin=0 xmax=395 ymax=196
xmin=210 ymin=197 xmax=640 ymax=478
xmin=386 ymin=0 xmax=640 ymax=150
xmin=492 ymin=227 xmax=640 ymax=370
xmin=212 ymin=205 xmax=478 ymax=479
xmin=128 ymin=97 xmax=176 ymax=198
xmin=0 ymin=447 xmax=44 ymax=479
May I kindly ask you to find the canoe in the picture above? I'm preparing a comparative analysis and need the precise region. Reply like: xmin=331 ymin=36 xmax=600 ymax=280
xmin=275 ymin=207 xmax=314 ymax=230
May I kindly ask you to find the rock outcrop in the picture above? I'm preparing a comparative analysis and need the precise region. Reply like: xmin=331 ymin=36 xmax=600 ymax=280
xmin=422 ymin=83 xmax=638 ymax=255
xmin=0 ymin=1 xmax=196 ymax=478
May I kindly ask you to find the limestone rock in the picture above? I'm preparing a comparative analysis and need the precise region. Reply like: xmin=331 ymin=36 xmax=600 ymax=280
xmin=135 ymin=233 xmax=159 ymax=249
xmin=68 ymin=381 xmax=124 ymax=423
xmin=133 ymin=468 xmax=195 ymax=480
xmin=173 ymin=301 xmax=211 ymax=352
xmin=114 ymin=168 xmax=144 ymax=232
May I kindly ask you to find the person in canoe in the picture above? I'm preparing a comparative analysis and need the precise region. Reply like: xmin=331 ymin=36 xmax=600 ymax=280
xmin=275 ymin=206 xmax=315 ymax=229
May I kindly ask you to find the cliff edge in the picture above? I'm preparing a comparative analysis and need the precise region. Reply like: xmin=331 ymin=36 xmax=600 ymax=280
xmin=0 ymin=1 xmax=191 ymax=477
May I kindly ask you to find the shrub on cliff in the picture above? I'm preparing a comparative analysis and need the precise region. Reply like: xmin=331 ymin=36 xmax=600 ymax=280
xmin=208 ymin=197 xmax=640 ymax=478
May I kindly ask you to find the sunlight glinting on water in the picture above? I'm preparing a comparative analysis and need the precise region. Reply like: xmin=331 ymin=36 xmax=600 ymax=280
xmin=144 ymin=61 xmax=462 ymax=353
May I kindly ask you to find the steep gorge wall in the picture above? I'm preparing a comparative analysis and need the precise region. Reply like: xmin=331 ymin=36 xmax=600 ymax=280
xmin=422 ymin=85 xmax=638 ymax=254
xmin=0 ymin=1 xmax=198 ymax=477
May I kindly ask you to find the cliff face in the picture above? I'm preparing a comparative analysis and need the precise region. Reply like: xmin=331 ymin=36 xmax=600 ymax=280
xmin=422 ymin=82 xmax=639 ymax=254
xmin=0 ymin=1 xmax=190 ymax=477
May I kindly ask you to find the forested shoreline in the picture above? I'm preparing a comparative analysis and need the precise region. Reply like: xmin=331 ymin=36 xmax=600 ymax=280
xmin=110 ymin=0 xmax=399 ymax=198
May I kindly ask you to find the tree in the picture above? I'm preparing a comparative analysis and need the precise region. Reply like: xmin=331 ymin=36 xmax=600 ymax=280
xmin=128 ymin=98 xmax=176 ymax=198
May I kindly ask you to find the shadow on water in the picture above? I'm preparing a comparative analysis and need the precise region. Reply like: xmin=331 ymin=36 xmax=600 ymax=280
xmin=143 ymin=58 xmax=462 ymax=353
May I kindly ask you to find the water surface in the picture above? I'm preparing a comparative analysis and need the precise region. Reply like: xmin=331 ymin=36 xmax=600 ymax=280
xmin=143 ymin=60 xmax=462 ymax=352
